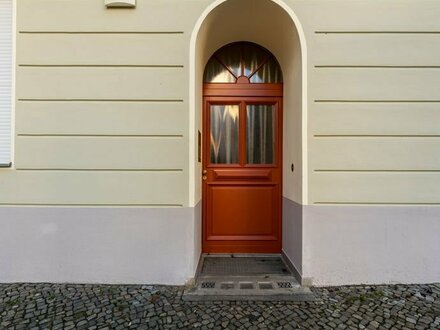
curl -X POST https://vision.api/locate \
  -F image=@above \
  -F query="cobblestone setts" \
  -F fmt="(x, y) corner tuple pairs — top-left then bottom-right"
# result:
(0, 283), (439, 329)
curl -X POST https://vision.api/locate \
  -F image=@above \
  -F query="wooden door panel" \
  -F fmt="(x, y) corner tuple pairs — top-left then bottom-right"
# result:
(207, 185), (278, 240)
(212, 169), (272, 181)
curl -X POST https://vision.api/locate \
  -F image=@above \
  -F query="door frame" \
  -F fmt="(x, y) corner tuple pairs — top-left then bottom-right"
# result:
(202, 83), (283, 253)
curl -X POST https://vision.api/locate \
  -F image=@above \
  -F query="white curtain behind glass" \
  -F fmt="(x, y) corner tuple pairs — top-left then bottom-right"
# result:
(0, 0), (12, 166)
(204, 42), (283, 83)
(210, 105), (239, 164)
(246, 105), (275, 164)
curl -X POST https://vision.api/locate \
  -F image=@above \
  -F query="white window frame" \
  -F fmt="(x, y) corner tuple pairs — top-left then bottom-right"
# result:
(0, 0), (14, 168)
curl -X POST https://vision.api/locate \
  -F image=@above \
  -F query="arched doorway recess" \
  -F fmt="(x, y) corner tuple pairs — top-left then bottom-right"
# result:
(190, 0), (307, 272)
(202, 42), (283, 253)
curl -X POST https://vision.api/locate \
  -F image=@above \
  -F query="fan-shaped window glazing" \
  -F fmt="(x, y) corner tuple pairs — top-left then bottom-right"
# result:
(204, 42), (283, 84)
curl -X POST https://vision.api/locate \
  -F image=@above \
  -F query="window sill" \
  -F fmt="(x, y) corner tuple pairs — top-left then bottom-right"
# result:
(0, 163), (12, 168)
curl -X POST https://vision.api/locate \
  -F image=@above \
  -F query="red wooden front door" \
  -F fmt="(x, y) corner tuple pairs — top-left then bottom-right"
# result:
(202, 88), (283, 253)
(202, 41), (284, 253)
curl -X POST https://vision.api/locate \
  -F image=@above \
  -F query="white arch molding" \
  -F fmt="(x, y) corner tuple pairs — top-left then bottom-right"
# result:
(188, 0), (308, 207)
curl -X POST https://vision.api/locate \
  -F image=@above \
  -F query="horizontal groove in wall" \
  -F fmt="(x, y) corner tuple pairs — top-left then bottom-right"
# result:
(19, 31), (184, 35)
(315, 100), (440, 103)
(15, 169), (183, 172)
(313, 202), (440, 205)
(17, 134), (183, 138)
(314, 170), (440, 173)
(19, 64), (184, 68)
(18, 99), (184, 103)
(315, 31), (440, 34)
(315, 65), (440, 69)
(0, 203), (184, 207)
(314, 135), (440, 138)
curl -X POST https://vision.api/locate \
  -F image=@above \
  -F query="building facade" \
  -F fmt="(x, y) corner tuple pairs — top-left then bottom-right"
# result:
(0, 0), (439, 286)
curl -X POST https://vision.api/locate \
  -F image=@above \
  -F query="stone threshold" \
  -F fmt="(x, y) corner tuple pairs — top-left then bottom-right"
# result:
(183, 254), (316, 302)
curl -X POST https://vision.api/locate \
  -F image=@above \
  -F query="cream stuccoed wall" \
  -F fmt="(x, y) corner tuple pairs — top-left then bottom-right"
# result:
(1, 0), (440, 285)
(2, 0), (209, 284)
(293, 0), (440, 285)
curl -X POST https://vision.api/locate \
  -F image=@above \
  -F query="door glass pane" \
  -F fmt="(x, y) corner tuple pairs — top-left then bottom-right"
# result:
(216, 43), (242, 77)
(210, 105), (240, 164)
(249, 57), (283, 83)
(243, 43), (269, 77)
(246, 105), (275, 164)
(204, 57), (236, 83)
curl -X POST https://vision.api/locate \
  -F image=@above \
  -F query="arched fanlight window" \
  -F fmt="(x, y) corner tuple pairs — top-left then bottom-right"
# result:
(204, 42), (283, 84)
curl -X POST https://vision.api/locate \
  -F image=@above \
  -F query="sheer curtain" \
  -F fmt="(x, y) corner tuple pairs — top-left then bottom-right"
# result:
(210, 105), (239, 164)
(250, 57), (282, 83)
(203, 42), (283, 83)
(0, 0), (12, 166)
(246, 105), (275, 164)
(204, 57), (235, 83)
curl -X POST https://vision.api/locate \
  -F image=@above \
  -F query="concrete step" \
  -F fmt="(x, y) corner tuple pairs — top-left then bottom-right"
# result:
(183, 276), (315, 302)
(183, 255), (316, 302)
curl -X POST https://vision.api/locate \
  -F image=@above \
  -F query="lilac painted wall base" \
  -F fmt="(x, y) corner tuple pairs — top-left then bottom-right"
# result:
(303, 205), (440, 286)
(282, 197), (302, 278)
(0, 206), (200, 285)
(1, 202), (439, 286)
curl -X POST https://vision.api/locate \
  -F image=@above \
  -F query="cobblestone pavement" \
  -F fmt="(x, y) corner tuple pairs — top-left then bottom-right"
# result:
(0, 283), (439, 329)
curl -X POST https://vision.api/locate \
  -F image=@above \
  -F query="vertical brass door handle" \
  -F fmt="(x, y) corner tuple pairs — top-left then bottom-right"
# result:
(203, 170), (207, 174)
(202, 176), (207, 180)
